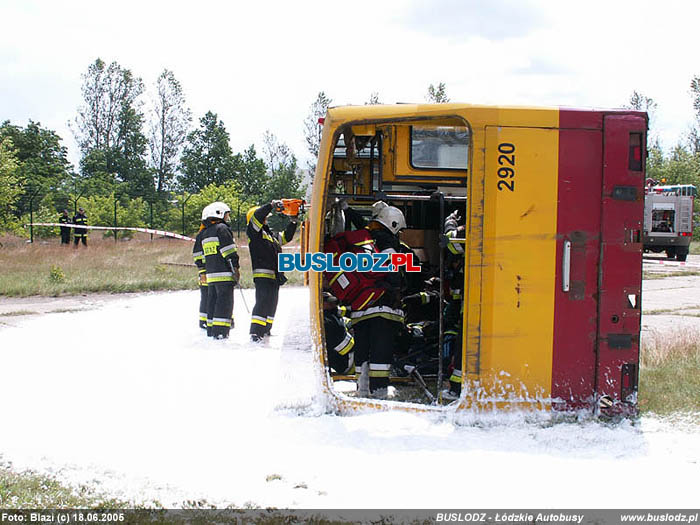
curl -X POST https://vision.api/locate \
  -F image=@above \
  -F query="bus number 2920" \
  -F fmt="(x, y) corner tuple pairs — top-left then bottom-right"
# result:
(497, 143), (515, 192)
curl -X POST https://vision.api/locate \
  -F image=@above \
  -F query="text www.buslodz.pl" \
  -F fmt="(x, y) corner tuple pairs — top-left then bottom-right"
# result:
(278, 252), (421, 272)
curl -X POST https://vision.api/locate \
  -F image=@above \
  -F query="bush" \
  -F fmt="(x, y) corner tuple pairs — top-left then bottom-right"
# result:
(49, 265), (66, 283)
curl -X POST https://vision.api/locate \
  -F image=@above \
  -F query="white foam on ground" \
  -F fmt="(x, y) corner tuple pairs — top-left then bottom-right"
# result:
(0, 288), (698, 508)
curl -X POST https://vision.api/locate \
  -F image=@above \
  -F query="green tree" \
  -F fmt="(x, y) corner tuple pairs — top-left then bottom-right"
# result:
(149, 69), (191, 194)
(658, 145), (700, 186)
(625, 90), (659, 145)
(689, 76), (700, 155)
(72, 58), (150, 199)
(261, 130), (305, 204)
(303, 91), (332, 171)
(167, 181), (252, 237)
(236, 144), (268, 202)
(0, 137), (22, 230)
(0, 120), (73, 216)
(180, 111), (237, 192)
(426, 82), (449, 103)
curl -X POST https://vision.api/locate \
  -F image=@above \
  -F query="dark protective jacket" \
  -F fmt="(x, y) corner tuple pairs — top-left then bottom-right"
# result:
(192, 225), (207, 280)
(324, 306), (355, 374)
(72, 212), (87, 236)
(444, 210), (465, 302)
(59, 214), (71, 229)
(201, 220), (240, 283)
(246, 203), (297, 281)
(342, 206), (404, 325)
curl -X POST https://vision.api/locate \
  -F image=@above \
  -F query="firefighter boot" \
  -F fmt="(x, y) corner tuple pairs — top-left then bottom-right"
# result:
(356, 361), (369, 397)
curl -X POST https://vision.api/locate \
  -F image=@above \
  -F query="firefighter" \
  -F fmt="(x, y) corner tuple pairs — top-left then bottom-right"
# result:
(246, 200), (298, 342)
(343, 203), (406, 398)
(323, 292), (355, 375)
(192, 209), (209, 330)
(443, 208), (466, 400)
(402, 276), (441, 325)
(201, 202), (240, 339)
(72, 207), (88, 246)
(59, 209), (71, 245)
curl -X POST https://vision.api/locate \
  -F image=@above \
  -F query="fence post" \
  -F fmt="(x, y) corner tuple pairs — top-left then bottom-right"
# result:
(28, 189), (40, 243)
(114, 196), (118, 243)
(181, 194), (193, 236)
(149, 201), (154, 241)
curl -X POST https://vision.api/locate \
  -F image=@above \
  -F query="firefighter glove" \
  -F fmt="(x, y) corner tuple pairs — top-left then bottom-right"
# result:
(198, 273), (207, 285)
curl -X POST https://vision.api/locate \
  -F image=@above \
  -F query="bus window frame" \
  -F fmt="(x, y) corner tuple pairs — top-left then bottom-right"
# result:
(318, 113), (473, 409)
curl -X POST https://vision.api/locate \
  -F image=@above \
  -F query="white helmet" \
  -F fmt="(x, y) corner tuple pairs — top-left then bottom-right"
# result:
(373, 205), (406, 235)
(201, 201), (231, 221)
(371, 200), (388, 219)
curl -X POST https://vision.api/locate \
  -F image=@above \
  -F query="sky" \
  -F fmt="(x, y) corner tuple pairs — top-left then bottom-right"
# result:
(1, 0), (699, 170)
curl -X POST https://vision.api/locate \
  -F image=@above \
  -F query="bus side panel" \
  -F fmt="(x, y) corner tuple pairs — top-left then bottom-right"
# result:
(551, 117), (603, 410)
(595, 115), (645, 412)
(480, 124), (559, 403)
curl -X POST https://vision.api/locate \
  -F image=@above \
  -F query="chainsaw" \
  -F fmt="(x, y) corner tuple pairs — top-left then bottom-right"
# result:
(278, 198), (307, 217)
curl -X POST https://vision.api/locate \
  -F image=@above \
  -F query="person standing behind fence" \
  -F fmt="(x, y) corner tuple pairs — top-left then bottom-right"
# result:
(59, 209), (71, 245)
(72, 207), (88, 246)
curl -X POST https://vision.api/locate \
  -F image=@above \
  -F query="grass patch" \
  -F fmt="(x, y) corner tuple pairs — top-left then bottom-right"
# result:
(643, 306), (700, 315)
(0, 234), (305, 297)
(639, 329), (700, 416)
(643, 270), (700, 280)
(690, 241), (700, 255)
(0, 310), (38, 317)
(0, 464), (130, 508)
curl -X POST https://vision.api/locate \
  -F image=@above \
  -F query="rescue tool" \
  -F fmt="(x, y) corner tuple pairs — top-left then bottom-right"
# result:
(278, 199), (307, 217)
(404, 365), (436, 403)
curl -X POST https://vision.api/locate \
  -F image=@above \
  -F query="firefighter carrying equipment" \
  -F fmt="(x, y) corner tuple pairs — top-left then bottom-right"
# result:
(373, 205), (407, 235)
(247, 201), (298, 337)
(323, 229), (387, 312)
(247, 202), (297, 280)
(444, 208), (465, 396)
(337, 204), (406, 394)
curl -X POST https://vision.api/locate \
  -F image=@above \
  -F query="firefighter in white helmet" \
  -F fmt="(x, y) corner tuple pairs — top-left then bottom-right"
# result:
(344, 203), (407, 398)
(192, 207), (210, 330)
(200, 201), (240, 339)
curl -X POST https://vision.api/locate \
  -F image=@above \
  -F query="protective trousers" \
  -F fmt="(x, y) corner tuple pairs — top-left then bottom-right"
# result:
(198, 282), (208, 329)
(207, 282), (234, 338)
(353, 316), (400, 392)
(249, 277), (279, 337)
(445, 300), (463, 395)
(60, 229), (71, 244)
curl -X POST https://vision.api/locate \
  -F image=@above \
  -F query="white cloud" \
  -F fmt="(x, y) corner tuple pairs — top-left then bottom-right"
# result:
(1, 0), (699, 170)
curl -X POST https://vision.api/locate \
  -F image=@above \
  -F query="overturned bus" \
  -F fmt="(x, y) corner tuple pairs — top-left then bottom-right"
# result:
(305, 103), (646, 416)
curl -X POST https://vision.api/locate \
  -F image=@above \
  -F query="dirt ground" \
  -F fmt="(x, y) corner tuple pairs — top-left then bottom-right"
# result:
(2, 255), (700, 335)
(641, 253), (700, 336)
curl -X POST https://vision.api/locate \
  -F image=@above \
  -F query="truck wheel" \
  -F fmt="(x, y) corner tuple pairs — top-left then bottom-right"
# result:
(665, 247), (677, 259)
(677, 253), (688, 262)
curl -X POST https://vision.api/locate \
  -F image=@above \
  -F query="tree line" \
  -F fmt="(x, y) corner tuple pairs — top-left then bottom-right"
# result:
(4, 70), (697, 240)
(0, 58), (305, 238)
